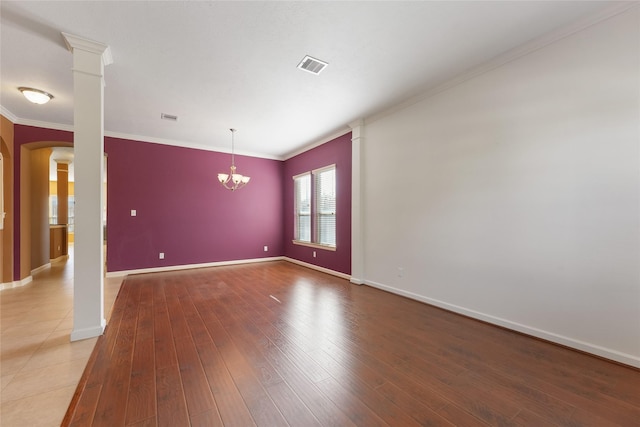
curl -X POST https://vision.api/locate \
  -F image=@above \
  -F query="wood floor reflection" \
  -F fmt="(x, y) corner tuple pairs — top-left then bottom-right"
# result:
(64, 261), (639, 426)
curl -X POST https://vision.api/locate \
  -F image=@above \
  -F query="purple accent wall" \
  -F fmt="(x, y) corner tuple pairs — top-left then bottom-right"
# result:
(105, 137), (283, 271)
(283, 132), (352, 275)
(11, 125), (283, 276)
(11, 124), (351, 277)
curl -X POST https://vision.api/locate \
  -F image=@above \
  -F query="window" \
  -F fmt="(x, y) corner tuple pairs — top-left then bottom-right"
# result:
(49, 195), (74, 232)
(49, 196), (58, 225)
(294, 173), (311, 243)
(315, 166), (336, 246)
(293, 164), (336, 249)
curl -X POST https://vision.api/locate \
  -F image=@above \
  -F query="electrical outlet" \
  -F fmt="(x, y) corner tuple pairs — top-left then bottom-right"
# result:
(131, 209), (137, 216)
(159, 252), (165, 259)
(313, 251), (317, 258)
(264, 245), (268, 252)
(398, 267), (404, 278)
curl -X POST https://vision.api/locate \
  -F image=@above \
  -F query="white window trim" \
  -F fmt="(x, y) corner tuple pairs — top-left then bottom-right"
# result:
(292, 240), (337, 251)
(312, 164), (336, 175)
(292, 164), (337, 249)
(293, 172), (311, 243)
(313, 164), (336, 247)
(292, 171), (310, 180)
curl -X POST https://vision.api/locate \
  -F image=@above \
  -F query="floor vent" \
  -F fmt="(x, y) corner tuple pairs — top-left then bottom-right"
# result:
(297, 55), (328, 75)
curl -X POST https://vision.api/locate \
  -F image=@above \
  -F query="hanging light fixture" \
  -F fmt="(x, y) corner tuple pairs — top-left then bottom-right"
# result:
(18, 87), (54, 104)
(218, 128), (250, 191)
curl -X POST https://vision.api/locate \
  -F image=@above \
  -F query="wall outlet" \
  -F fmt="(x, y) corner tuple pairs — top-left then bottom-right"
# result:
(398, 267), (404, 278)
(264, 245), (268, 252)
(131, 209), (137, 216)
(313, 251), (317, 258)
(159, 252), (165, 259)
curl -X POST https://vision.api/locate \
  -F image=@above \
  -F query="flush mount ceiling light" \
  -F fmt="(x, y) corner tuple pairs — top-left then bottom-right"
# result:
(18, 87), (54, 104)
(297, 55), (328, 75)
(218, 129), (250, 191)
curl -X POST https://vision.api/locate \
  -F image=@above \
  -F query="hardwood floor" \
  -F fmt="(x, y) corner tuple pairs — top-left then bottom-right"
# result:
(63, 261), (640, 426)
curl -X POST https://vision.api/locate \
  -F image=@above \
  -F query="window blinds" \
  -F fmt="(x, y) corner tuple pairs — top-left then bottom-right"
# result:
(294, 173), (311, 242)
(315, 167), (336, 246)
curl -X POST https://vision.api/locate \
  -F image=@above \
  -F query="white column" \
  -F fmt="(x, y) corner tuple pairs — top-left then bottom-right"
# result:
(62, 33), (112, 341)
(350, 120), (365, 285)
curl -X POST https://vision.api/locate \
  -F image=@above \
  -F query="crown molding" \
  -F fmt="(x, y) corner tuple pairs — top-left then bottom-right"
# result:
(367, 1), (640, 126)
(283, 127), (352, 160)
(8, 3), (633, 162)
(62, 32), (113, 65)
(104, 130), (283, 161)
(0, 106), (18, 123)
(5, 115), (282, 161)
(15, 117), (75, 133)
(349, 119), (364, 129)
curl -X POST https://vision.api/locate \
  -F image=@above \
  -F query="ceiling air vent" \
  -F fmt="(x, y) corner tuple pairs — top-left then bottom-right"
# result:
(297, 55), (328, 75)
(160, 113), (178, 121)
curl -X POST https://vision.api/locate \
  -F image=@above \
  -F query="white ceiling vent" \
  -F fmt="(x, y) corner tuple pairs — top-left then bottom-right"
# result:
(297, 55), (328, 75)
(161, 113), (178, 121)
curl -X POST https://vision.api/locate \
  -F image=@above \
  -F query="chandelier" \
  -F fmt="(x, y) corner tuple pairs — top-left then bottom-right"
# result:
(218, 128), (250, 191)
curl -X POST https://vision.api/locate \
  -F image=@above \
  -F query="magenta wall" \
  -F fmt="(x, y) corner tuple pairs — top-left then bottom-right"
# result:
(282, 132), (352, 275)
(105, 137), (284, 271)
(11, 125), (284, 276)
(11, 124), (351, 277)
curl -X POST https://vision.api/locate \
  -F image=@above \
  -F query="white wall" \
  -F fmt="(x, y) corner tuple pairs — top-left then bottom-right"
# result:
(362, 7), (639, 367)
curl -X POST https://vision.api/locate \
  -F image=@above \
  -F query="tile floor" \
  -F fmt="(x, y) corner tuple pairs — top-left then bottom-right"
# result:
(0, 246), (123, 426)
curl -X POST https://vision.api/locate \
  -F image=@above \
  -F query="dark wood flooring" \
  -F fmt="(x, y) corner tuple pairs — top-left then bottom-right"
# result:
(63, 261), (640, 426)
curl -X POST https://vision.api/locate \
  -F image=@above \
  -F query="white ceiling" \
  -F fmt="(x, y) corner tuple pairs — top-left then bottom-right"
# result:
(0, 1), (616, 160)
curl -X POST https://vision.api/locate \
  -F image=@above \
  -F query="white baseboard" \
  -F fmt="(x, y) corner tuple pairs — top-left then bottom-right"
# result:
(283, 257), (351, 281)
(0, 276), (33, 291)
(50, 254), (69, 263)
(70, 321), (106, 342)
(31, 263), (51, 275)
(105, 256), (285, 278)
(365, 279), (640, 369)
(106, 256), (352, 284)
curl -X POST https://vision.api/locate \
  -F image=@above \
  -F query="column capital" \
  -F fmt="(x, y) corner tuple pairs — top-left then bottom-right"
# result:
(349, 119), (364, 130)
(51, 147), (74, 165)
(349, 119), (364, 141)
(62, 32), (113, 66)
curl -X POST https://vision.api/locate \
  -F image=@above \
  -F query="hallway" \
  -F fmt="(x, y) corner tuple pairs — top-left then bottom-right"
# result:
(0, 247), (122, 426)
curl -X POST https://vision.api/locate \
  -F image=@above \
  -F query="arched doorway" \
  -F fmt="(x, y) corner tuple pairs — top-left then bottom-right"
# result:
(18, 141), (73, 281)
(0, 136), (14, 285)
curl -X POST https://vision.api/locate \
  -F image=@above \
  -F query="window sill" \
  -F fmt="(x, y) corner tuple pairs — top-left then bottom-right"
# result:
(292, 240), (337, 251)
